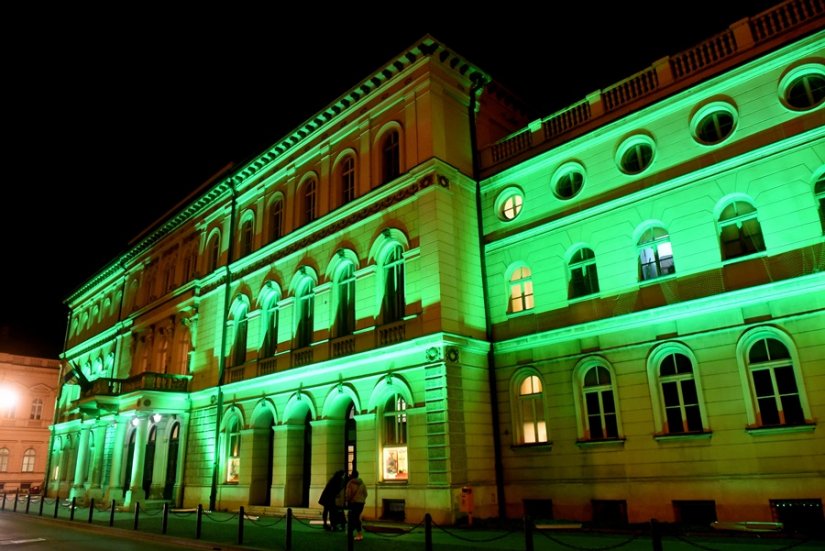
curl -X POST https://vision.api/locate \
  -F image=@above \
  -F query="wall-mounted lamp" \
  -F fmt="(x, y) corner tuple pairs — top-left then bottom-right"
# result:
(152, 413), (162, 424)
(131, 417), (139, 427)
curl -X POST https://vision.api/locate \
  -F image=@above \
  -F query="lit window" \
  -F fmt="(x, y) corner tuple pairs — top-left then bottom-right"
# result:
(815, 174), (825, 233)
(692, 102), (737, 145)
(382, 394), (408, 480)
(617, 135), (655, 174)
(501, 193), (523, 221)
(269, 198), (284, 242)
(382, 130), (400, 184)
(658, 353), (703, 433)
(516, 374), (548, 444)
(638, 227), (675, 281)
(302, 178), (317, 225)
(0, 448), (8, 472)
(295, 277), (315, 349)
(581, 365), (620, 440)
(228, 300), (248, 368)
(568, 247), (599, 299)
(30, 398), (44, 420)
(22, 448), (35, 473)
(239, 217), (254, 257)
(552, 162), (585, 200)
(781, 64), (825, 110)
(746, 337), (806, 427)
(381, 243), (405, 324)
(225, 417), (241, 483)
(509, 266), (534, 313)
(206, 232), (221, 273)
(335, 262), (356, 337)
(341, 156), (356, 205)
(717, 200), (765, 260)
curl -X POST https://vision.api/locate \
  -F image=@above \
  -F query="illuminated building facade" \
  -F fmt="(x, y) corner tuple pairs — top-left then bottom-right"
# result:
(0, 353), (59, 494)
(52, 1), (824, 527)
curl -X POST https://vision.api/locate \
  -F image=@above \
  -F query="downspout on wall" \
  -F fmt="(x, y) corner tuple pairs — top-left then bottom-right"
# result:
(468, 73), (507, 520)
(209, 179), (238, 511)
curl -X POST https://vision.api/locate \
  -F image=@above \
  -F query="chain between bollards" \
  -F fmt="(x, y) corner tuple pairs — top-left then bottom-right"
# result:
(524, 515), (533, 551)
(162, 503), (169, 534)
(425, 513), (433, 551)
(109, 500), (116, 527)
(88, 498), (95, 523)
(285, 507), (293, 551)
(196, 504), (203, 539)
(70, 497), (76, 521)
(133, 502), (140, 530)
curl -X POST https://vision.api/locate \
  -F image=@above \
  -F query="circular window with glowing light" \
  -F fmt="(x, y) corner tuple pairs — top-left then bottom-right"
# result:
(495, 187), (524, 221)
(780, 63), (825, 111)
(691, 101), (738, 145)
(552, 161), (585, 200)
(616, 134), (655, 175)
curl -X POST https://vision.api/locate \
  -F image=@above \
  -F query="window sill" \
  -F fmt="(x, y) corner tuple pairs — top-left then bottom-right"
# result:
(511, 441), (553, 451)
(506, 309), (535, 319)
(639, 273), (677, 287)
(746, 423), (815, 436)
(378, 480), (409, 486)
(654, 431), (712, 442)
(568, 293), (600, 305)
(576, 438), (625, 448)
(721, 251), (767, 265)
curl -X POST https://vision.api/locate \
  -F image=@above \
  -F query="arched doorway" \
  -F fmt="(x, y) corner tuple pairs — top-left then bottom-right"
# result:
(123, 430), (135, 494)
(250, 410), (275, 505)
(143, 426), (157, 498)
(163, 423), (180, 501)
(301, 412), (312, 507)
(345, 403), (356, 475)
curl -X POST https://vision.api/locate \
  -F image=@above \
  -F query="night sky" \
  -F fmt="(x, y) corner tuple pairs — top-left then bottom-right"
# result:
(1, 2), (780, 358)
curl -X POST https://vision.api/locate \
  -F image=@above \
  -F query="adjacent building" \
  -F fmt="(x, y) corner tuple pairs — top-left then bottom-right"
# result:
(0, 353), (60, 494)
(51, 0), (824, 529)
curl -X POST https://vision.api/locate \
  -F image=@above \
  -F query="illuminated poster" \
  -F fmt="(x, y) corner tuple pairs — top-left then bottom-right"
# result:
(227, 457), (240, 483)
(383, 446), (408, 480)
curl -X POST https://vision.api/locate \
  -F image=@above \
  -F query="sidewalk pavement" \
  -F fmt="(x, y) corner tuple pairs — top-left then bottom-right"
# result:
(1, 495), (823, 551)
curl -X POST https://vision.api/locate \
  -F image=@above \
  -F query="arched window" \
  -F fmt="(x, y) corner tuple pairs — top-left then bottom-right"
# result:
(22, 448), (35, 472)
(576, 363), (621, 441)
(815, 173), (825, 233)
(261, 292), (280, 357)
(0, 448), (8, 472)
(301, 178), (317, 225)
(295, 277), (315, 349)
(206, 232), (221, 273)
(515, 374), (548, 444)
(340, 155), (356, 205)
(225, 416), (241, 483)
(228, 299), (249, 368)
(381, 130), (400, 184)
(717, 200), (765, 260)
(239, 216), (254, 257)
(745, 336), (806, 427)
(509, 266), (534, 313)
(638, 227), (675, 281)
(648, 347), (706, 435)
(269, 198), (284, 242)
(334, 262), (356, 337)
(382, 394), (408, 480)
(381, 243), (405, 323)
(30, 398), (44, 420)
(568, 247), (599, 299)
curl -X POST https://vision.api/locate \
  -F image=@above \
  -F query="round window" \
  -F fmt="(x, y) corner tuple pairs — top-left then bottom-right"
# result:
(496, 188), (524, 221)
(617, 135), (655, 175)
(691, 102), (737, 145)
(552, 162), (585, 200)
(780, 64), (825, 111)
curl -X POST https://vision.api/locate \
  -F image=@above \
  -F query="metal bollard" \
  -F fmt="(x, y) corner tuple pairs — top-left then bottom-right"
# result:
(53, 496), (59, 518)
(425, 513), (433, 551)
(651, 518), (663, 551)
(39, 494), (45, 516)
(26, 494), (31, 514)
(525, 515), (534, 551)
(286, 508), (293, 551)
(13, 493), (18, 512)
(70, 497), (76, 521)
(133, 503), (140, 530)
(238, 505), (245, 545)
(1, 493), (5, 510)
(162, 503), (169, 534)
(88, 498), (95, 523)
(109, 500), (116, 527)
(196, 504), (203, 539)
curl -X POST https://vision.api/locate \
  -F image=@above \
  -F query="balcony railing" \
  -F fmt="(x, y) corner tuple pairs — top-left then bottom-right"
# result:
(81, 372), (191, 398)
(292, 347), (313, 367)
(378, 320), (406, 346)
(750, 0), (824, 42)
(331, 334), (356, 358)
(227, 365), (245, 383)
(257, 356), (278, 377)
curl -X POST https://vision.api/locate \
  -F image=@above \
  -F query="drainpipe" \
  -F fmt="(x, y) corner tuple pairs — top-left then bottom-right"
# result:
(45, 307), (73, 498)
(468, 73), (506, 519)
(209, 178), (238, 511)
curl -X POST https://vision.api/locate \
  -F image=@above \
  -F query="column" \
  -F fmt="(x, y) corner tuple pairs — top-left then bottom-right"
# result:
(87, 422), (107, 500)
(70, 426), (91, 499)
(105, 417), (128, 503)
(125, 416), (148, 508)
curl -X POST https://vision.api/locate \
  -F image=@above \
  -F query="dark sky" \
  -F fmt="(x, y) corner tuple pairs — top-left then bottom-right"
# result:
(1, 2), (781, 358)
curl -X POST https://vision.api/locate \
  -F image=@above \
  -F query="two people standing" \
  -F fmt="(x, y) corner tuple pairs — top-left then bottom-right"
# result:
(319, 469), (367, 541)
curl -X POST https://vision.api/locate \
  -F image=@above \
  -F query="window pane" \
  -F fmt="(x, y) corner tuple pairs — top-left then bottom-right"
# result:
(749, 340), (769, 363)
(601, 390), (615, 413)
(752, 369), (775, 398)
(780, 395), (805, 425)
(604, 413), (619, 438)
(588, 413), (604, 439)
(685, 405), (703, 432)
(774, 366), (799, 394)
(662, 381), (679, 406)
(666, 407), (684, 434)
(681, 380), (698, 405)
(766, 339), (790, 361)
(536, 421), (547, 443)
(585, 392), (600, 412)
(660, 355), (676, 376)
(758, 396), (780, 425)
(675, 353), (693, 374)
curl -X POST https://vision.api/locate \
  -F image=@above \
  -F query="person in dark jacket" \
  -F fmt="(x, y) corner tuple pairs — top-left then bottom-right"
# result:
(345, 470), (368, 541)
(319, 470), (345, 531)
